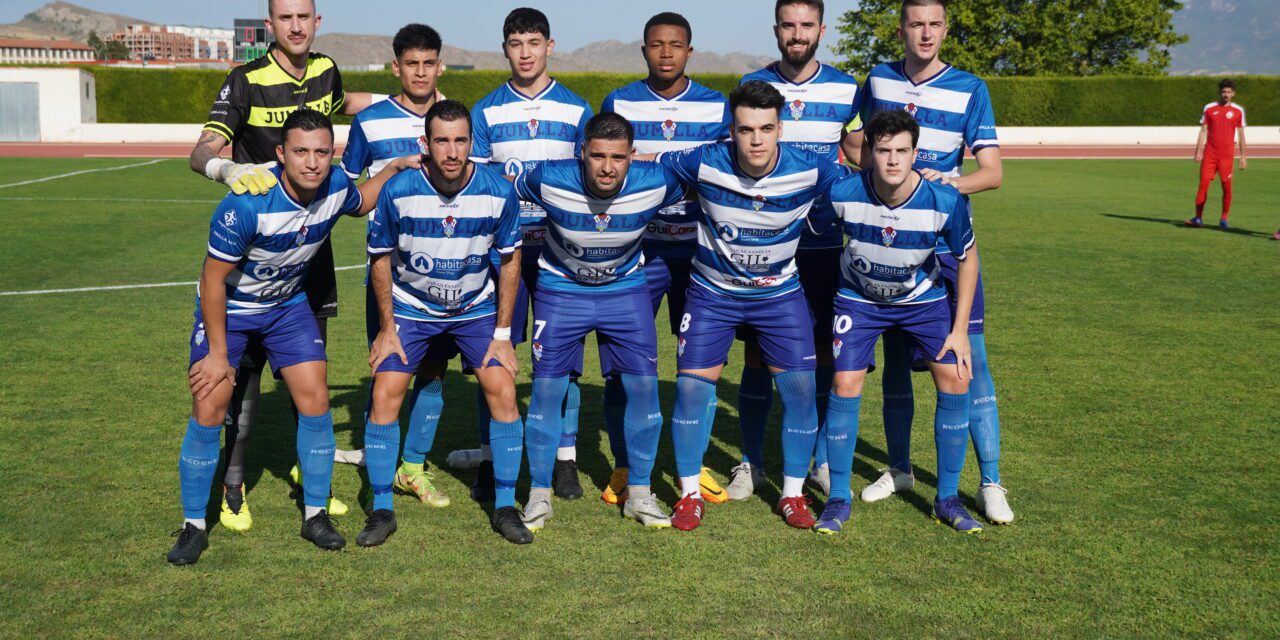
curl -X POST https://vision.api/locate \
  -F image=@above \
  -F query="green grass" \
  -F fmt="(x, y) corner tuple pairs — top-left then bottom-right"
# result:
(0, 157), (1277, 638)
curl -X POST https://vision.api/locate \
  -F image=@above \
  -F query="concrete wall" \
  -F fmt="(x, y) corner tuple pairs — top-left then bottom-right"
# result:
(0, 68), (96, 141)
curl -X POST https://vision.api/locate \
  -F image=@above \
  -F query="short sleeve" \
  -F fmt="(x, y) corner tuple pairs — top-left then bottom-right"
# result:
(494, 186), (523, 254)
(965, 81), (1000, 152)
(340, 118), (371, 179)
(573, 103), (594, 159)
(207, 195), (256, 263)
(1199, 105), (1210, 125)
(658, 166), (688, 208)
(330, 66), (346, 115)
(368, 184), (398, 255)
(512, 164), (546, 207)
(941, 194), (975, 260)
(844, 78), (863, 130)
(717, 99), (733, 140)
(1237, 106), (1247, 128)
(470, 103), (492, 163)
(203, 70), (248, 144)
(336, 172), (364, 215)
(600, 91), (616, 114)
(657, 144), (704, 187)
(853, 75), (874, 134)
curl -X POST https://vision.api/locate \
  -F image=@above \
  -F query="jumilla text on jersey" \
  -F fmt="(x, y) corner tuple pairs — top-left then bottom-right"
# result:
(491, 120), (577, 141)
(634, 122), (724, 140)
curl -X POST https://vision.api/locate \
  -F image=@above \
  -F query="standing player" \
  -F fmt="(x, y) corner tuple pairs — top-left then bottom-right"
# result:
(362, 100), (533, 546)
(819, 110), (981, 535)
(187, 0), (378, 531)
(652, 81), (845, 531)
(461, 7), (593, 502)
(1185, 79), (1247, 230)
(597, 11), (732, 506)
(168, 110), (416, 565)
(735, 0), (860, 500)
(850, 0), (1012, 525)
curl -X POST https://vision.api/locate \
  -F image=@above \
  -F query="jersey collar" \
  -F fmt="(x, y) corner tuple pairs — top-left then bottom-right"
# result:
(770, 60), (823, 86)
(895, 59), (952, 87)
(419, 162), (477, 201)
(266, 43), (312, 85)
(505, 78), (558, 102)
(643, 77), (693, 101)
(863, 169), (924, 211)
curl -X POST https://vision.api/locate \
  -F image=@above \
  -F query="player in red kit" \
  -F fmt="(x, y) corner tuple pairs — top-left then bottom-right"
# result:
(1186, 78), (1247, 230)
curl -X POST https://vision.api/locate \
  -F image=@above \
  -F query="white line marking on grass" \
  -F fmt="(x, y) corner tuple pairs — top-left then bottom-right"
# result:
(1, 265), (365, 297)
(0, 159), (165, 190)
(0, 196), (218, 204)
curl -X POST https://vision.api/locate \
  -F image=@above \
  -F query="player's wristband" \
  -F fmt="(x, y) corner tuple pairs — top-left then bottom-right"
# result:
(492, 327), (512, 341)
(204, 158), (234, 182)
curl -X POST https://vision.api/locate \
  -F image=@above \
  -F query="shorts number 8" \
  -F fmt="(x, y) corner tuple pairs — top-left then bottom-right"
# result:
(679, 313), (692, 333)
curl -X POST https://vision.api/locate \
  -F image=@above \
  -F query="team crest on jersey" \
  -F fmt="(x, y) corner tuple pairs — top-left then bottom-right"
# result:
(1226, 111), (1235, 119)
(532, 341), (543, 361)
(789, 99), (805, 121)
(527, 118), (540, 138)
(221, 209), (237, 228)
(295, 226), (308, 247)
(881, 226), (897, 247)
(677, 337), (687, 357)
(661, 119), (678, 141)
(905, 103), (918, 118)
(832, 338), (842, 358)
(442, 215), (458, 237)
(752, 194), (766, 212)
(194, 329), (206, 346)
(594, 213), (612, 232)
(219, 84), (231, 102)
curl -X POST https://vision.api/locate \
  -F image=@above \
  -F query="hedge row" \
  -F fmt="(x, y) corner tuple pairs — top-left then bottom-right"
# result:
(86, 66), (1277, 126)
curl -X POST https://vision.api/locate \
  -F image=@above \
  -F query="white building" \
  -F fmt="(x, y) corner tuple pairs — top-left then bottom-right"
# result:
(0, 38), (95, 64)
(168, 25), (234, 60)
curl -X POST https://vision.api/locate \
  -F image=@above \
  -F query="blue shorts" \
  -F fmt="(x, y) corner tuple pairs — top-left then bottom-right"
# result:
(796, 247), (842, 348)
(938, 253), (985, 335)
(642, 244), (695, 335)
(832, 297), (957, 372)
(364, 283), (459, 361)
(531, 284), (658, 378)
(188, 301), (326, 375)
(376, 314), (497, 374)
(677, 283), (817, 372)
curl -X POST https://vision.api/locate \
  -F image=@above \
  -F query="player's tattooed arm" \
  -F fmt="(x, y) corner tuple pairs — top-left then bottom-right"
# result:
(190, 257), (238, 401)
(367, 254), (408, 372)
(189, 130), (229, 176)
(483, 249), (522, 378)
(937, 245), (979, 382)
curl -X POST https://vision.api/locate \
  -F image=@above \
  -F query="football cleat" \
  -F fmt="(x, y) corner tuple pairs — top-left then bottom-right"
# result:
(1218, 219), (1230, 230)
(300, 510), (346, 550)
(394, 466), (450, 508)
(522, 493), (554, 532)
(933, 495), (984, 534)
(808, 463), (831, 495)
(861, 468), (915, 503)
(445, 448), (484, 469)
(976, 483), (1015, 524)
(552, 459), (584, 500)
(699, 467), (729, 504)
(815, 498), (851, 535)
(288, 464), (349, 516)
(671, 494), (705, 531)
(470, 460), (496, 503)
(726, 463), (765, 501)
(492, 506), (533, 544)
(623, 493), (672, 529)
(219, 483), (252, 532)
(1272, 230), (1280, 241)
(355, 509), (398, 547)
(601, 467), (629, 505)
(166, 523), (208, 566)
(1184, 217), (1203, 227)
(776, 495), (817, 529)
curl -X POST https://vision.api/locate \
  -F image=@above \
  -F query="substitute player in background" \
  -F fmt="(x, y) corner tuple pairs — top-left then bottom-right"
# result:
(850, 0), (1012, 524)
(735, 0), (860, 501)
(1185, 78), (1247, 230)
(598, 11), (732, 506)
(187, 0), (378, 531)
(461, 7), (593, 502)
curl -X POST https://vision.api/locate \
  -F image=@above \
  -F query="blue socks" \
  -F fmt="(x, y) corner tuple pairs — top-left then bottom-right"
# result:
(620, 374), (662, 487)
(968, 334), (1001, 485)
(402, 378), (443, 465)
(364, 419), (399, 511)
(934, 391), (971, 499)
(737, 366), (773, 467)
(774, 370), (819, 480)
(475, 386), (491, 449)
(296, 411), (336, 509)
(179, 417), (222, 520)
(526, 376), (569, 489)
(701, 393), (718, 456)
(882, 331), (915, 473)
(603, 375), (628, 467)
(672, 373), (717, 479)
(559, 379), (581, 451)
(813, 364), (835, 468)
(489, 418), (524, 509)
(824, 393), (861, 502)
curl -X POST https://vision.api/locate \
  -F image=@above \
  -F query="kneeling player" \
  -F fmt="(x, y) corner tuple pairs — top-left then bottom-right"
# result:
(168, 110), (415, 564)
(818, 110), (981, 534)
(364, 100), (533, 545)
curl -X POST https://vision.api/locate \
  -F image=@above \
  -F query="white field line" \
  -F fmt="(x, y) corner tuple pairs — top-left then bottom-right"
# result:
(1, 265), (364, 297)
(0, 159), (166, 190)
(0, 196), (218, 204)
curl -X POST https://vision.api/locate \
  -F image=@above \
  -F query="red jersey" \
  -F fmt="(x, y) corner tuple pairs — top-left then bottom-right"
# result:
(1200, 102), (1246, 156)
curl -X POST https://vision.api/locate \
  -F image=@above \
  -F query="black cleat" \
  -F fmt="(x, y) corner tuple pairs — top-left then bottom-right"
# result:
(300, 511), (346, 550)
(355, 509), (398, 548)
(471, 459), (496, 503)
(552, 459), (583, 500)
(167, 523), (209, 566)
(491, 506), (533, 544)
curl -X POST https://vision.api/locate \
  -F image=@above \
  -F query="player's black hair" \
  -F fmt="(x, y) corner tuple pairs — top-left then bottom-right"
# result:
(503, 7), (551, 40)
(393, 23), (442, 58)
(425, 99), (472, 138)
(775, 0), (824, 23)
(1219, 78), (1236, 90)
(901, 0), (947, 21)
(729, 80), (786, 115)
(864, 109), (920, 149)
(583, 112), (634, 146)
(281, 108), (333, 143)
(644, 12), (692, 44)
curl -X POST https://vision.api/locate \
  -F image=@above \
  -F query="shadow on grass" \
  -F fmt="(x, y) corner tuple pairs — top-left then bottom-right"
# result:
(1102, 213), (1274, 238)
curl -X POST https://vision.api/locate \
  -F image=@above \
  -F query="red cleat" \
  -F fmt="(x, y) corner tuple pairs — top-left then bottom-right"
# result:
(777, 495), (817, 529)
(1272, 231), (1280, 241)
(671, 494), (705, 531)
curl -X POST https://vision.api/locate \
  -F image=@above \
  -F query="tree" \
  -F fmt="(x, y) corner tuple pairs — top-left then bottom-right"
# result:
(833, 0), (1189, 77)
(87, 30), (106, 60)
(104, 40), (131, 61)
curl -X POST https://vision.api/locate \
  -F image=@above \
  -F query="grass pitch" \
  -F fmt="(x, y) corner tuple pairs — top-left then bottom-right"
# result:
(0, 157), (1277, 638)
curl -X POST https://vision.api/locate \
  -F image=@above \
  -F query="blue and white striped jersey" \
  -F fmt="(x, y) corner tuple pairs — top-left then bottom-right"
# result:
(470, 80), (593, 248)
(857, 62), (999, 177)
(658, 142), (844, 300)
(368, 165), (522, 322)
(340, 97), (427, 180)
(514, 159), (685, 293)
(830, 170), (974, 305)
(204, 166), (363, 314)
(602, 79), (730, 250)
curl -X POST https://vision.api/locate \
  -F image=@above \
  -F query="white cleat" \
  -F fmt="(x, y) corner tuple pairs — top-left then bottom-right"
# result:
(521, 493), (554, 532)
(861, 468), (915, 503)
(622, 493), (672, 529)
(807, 463), (831, 495)
(446, 448), (484, 469)
(726, 463), (765, 501)
(976, 483), (1015, 524)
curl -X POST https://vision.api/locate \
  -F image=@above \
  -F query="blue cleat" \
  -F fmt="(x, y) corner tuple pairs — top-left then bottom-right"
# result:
(1218, 219), (1230, 230)
(932, 496), (983, 534)
(1183, 217), (1203, 228)
(815, 498), (851, 535)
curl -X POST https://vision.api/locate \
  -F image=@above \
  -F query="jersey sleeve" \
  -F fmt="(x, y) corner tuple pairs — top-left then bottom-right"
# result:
(853, 75), (874, 134)
(806, 164), (849, 235)
(367, 184), (399, 256)
(844, 77), (864, 132)
(336, 172), (364, 216)
(656, 145), (704, 188)
(1237, 105), (1247, 128)
(1199, 104), (1213, 125)
(573, 103), (594, 159)
(203, 70), (248, 144)
(512, 164), (546, 207)
(207, 196), (256, 263)
(330, 65), (346, 115)
(600, 91), (616, 114)
(470, 103), (492, 163)
(658, 166), (689, 208)
(940, 194), (975, 260)
(965, 81), (999, 152)
(717, 99), (733, 140)
(340, 118), (372, 179)
(494, 185), (523, 255)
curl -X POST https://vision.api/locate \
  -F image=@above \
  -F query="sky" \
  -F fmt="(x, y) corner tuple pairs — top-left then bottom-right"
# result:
(0, 1), (860, 58)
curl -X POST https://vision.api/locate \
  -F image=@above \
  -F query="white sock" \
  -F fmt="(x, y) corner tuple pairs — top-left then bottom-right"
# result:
(184, 518), (206, 530)
(556, 446), (576, 461)
(812, 462), (828, 474)
(782, 475), (805, 498)
(680, 475), (701, 498)
(480, 445), (493, 462)
(304, 505), (323, 520)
